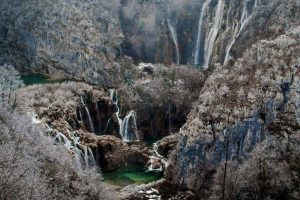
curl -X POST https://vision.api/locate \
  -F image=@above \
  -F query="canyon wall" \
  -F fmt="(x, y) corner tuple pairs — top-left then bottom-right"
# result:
(168, 26), (300, 198)
(0, 0), (124, 87)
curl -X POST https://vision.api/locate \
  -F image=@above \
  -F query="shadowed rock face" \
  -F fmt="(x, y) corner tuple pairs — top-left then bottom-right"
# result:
(116, 63), (205, 139)
(168, 27), (300, 197)
(0, 0), (124, 87)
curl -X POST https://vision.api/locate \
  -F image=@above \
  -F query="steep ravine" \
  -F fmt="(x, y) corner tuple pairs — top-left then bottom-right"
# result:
(1, 0), (300, 199)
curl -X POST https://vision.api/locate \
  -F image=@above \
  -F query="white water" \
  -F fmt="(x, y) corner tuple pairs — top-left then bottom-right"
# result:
(147, 142), (169, 172)
(224, 0), (257, 65)
(29, 109), (95, 170)
(83, 146), (95, 169)
(81, 96), (95, 133)
(203, 0), (224, 69)
(223, 22), (240, 65)
(168, 103), (171, 135)
(95, 102), (101, 134)
(110, 89), (123, 134)
(84, 146), (89, 169)
(121, 110), (139, 142)
(167, 20), (180, 64)
(110, 89), (139, 142)
(104, 117), (111, 134)
(194, 0), (212, 65)
(78, 109), (83, 122)
(88, 147), (95, 166)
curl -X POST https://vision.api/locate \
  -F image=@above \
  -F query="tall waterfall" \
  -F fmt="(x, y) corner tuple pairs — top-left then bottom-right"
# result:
(224, 0), (257, 65)
(167, 20), (180, 64)
(203, 0), (224, 69)
(194, 0), (212, 65)
(81, 96), (95, 133)
(110, 89), (139, 142)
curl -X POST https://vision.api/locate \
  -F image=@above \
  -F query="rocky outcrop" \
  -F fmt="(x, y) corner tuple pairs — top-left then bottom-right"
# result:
(18, 82), (115, 134)
(80, 134), (149, 171)
(168, 27), (300, 198)
(18, 81), (151, 171)
(157, 134), (178, 158)
(0, 0), (125, 87)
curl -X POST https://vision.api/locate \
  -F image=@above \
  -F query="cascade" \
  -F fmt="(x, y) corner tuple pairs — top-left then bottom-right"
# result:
(223, 22), (240, 65)
(147, 142), (169, 172)
(110, 89), (123, 134)
(30, 113), (95, 170)
(55, 131), (85, 169)
(88, 147), (95, 166)
(110, 89), (139, 142)
(81, 96), (95, 133)
(203, 0), (224, 69)
(78, 109), (83, 122)
(121, 110), (139, 142)
(224, 0), (257, 65)
(194, 0), (212, 65)
(56, 132), (72, 149)
(254, 0), (259, 8)
(104, 117), (111, 134)
(83, 146), (95, 169)
(167, 19), (180, 64)
(84, 146), (89, 169)
(95, 102), (102, 134)
(168, 103), (171, 134)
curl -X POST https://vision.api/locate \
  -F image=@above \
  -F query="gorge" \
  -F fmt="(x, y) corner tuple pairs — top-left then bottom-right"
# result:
(0, 0), (300, 200)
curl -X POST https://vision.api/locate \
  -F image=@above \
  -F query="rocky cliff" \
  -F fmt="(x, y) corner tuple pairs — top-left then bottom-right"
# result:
(0, 0), (124, 87)
(120, 0), (300, 69)
(168, 26), (300, 199)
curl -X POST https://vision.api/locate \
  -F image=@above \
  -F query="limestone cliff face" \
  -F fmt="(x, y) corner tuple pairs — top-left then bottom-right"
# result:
(0, 0), (124, 87)
(120, 0), (300, 68)
(168, 27), (300, 198)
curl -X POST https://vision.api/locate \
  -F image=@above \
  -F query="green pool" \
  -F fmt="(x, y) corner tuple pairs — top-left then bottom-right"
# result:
(103, 164), (163, 187)
(20, 73), (64, 86)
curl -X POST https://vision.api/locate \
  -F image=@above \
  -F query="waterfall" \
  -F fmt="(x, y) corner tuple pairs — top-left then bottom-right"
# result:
(77, 108), (83, 122)
(104, 117), (111, 135)
(194, 0), (212, 65)
(110, 89), (123, 134)
(88, 147), (95, 166)
(167, 20), (180, 64)
(83, 146), (95, 169)
(56, 132), (72, 149)
(56, 130), (96, 169)
(95, 102), (102, 135)
(81, 96), (95, 133)
(121, 110), (139, 142)
(254, 0), (259, 8)
(223, 22), (240, 65)
(147, 142), (169, 172)
(84, 146), (89, 169)
(203, 0), (224, 69)
(168, 103), (171, 134)
(224, 0), (257, 65)
(35, 111), (95, 170)
(110, 89), (139, 142)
